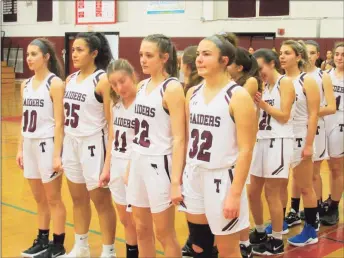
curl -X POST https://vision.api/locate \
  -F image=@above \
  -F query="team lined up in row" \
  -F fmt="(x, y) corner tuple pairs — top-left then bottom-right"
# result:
(17, 32), (343, 258)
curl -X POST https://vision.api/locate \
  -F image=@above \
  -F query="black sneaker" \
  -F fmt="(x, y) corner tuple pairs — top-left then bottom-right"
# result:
(321, 208), (339, 226)
(21, 236), (49, 257)
(249, 229), (268, 246)
(252, 236), (284, 256)
(301, 202), (330, 221)
(285, 209), (302, 227)
(240, 244), (253, 258)
(34, 242), (66, 258)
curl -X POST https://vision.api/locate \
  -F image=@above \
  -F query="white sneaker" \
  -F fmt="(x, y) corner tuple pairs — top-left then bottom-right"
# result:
(61, 245), (91, 258)
(100, 252), (116, 258)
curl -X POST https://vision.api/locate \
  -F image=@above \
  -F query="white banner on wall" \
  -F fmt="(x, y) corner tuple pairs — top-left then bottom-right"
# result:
(147, 1), (185, 14)
(75, 0), (116, 25)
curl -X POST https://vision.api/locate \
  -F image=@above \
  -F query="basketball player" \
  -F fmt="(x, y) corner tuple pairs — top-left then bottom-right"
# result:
(246, 49), (295, 255)
(227, 46), (261, 258)
(321, 42), (344, 226)
(98, 59), (139, 258)
(279, 40), (320, 247)
(321, 50), (335, 71)
(16, 38), (67, 258)
(286, 40), (336, 228)
(126, 34), (184, 258)
(62, 32), (116, 258)
(180, 45), (203, 94)
(180, 34), (256, 258)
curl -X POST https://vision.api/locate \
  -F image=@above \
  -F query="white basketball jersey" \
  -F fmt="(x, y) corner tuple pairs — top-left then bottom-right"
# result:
(22, 74), (55, 139)
(64, 69), (107, 137)
(132, 77), (178, 155)
(308, 68), (325, 107)
(186, 81), (240, 169)
(257, 75), (294, 139)
(111, 101), (135, 159)
(292, 72), (309, 137)
(325, 68), (344, 130)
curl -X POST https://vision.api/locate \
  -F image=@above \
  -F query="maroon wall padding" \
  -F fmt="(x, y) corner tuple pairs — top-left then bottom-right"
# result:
(259, 0), (289, 16)
(37, 0), (53, 22)
(228, 0), (256, 18)
(6, 36), (343, 79)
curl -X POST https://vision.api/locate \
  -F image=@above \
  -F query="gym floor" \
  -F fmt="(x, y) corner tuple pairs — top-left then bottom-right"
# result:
(2, 87), (343, 257)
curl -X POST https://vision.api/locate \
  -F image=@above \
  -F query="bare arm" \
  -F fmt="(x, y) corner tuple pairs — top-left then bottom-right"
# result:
(319, 72), (336, 117)
(243, 77), (258, 99)
(97, 75), (112, 128)
(103, 103), (114, 173)
(164, 81), (186, 185)
(50, 78), (65, 161)
(259, 77), (295, 124)
(304, 76), (320, 147)
(229, 89), (256, 197)
(184, 86), (197, 167)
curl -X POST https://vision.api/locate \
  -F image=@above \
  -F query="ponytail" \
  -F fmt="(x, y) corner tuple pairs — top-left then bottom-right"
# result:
(234, 47), (262, 92)
(282, 40), (310, 71)
(76, 32), (113, 70)
(143, 34), (179, 78)
(182, 45), (203, 95)
(29, 38), (64, 79)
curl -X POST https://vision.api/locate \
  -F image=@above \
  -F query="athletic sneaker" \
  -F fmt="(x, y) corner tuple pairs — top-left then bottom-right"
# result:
(285, 209), (302, 227)
(321, 208), (339, 226)
(249, 229), (268, 245)
(287, 223), (318, 247)
(252, 236), (284, 256)
(34, 242), (66, 258)
(100, 252), (116, 258)
(61, 245), (90, 258)
(21, 236), (49, 257)
(265, 221), (289, 235)
(240, 244), (253, 258)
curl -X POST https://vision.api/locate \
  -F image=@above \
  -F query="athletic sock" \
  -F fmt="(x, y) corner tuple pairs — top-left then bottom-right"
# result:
(272, 231), (282, 240)
(75, 233), (88, 247)
(53, 233), (65, 245)
(126, 244), (139, 258)
(239, 240), (250, 247)
(304, 207), (318, 229)
(256, 224), (265, 233)
(330, 200), (339, 210)
(102, 244), (115, 256)
(291, 198), (301, 213)
(38, 229), (49, 239)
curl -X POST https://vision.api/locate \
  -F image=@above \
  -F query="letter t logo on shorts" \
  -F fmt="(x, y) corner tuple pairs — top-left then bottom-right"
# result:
(88, 145), (96, 157)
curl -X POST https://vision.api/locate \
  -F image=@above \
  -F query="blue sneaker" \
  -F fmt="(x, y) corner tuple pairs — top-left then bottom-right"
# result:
(288, 223), (318, 247)
(265, 221), (289, 235)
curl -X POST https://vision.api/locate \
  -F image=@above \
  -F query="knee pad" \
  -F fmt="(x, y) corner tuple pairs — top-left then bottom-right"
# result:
(188, 221), (214, 258)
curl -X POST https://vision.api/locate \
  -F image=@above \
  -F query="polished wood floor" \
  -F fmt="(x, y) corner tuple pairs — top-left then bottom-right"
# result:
(1, 87), (343, 257)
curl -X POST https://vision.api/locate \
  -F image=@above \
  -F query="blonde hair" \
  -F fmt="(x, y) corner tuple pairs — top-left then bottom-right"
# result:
(106, 59), (137, 105)
(333, 42), (344, 53)
(282, 39), (310, 71)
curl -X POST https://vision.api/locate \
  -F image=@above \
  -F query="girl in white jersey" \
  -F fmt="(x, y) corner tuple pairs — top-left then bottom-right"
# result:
(287, 40), (336, 228)
(321, 42), (344, 226)
(245, 49), (295, 256)
(227, 44), (261, 258)
(279, 40), (320, 247)
(62, 32), (116, 258)
(16, 38), (67, 258)
(126, 34), (185, 257)
(180, 34), (256, 258)
(98, 59), (139, 258)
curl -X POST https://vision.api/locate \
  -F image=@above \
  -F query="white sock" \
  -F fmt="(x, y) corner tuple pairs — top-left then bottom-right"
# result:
(102, 244), (115, 255)
(75, 233), (89, 247)
(272, 230), (282, 240)
(240, 240), (250, 247)
(256, 224), (265, 233)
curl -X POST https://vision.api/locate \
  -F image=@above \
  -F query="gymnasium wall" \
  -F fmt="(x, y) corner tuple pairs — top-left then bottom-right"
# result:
(2, 0), (344, 79)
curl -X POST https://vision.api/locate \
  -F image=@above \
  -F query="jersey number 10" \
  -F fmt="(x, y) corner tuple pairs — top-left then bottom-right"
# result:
(22, 110), (37, 132)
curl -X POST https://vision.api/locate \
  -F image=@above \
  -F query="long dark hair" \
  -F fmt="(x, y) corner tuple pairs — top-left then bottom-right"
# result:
(182, 45), (203, 94)
(29, 38), (64, 79)
(234, 47), (262, 92)
(76, 32), (113, 70)
(143, 34), (179, 78)
(253, 48), (281, 72)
